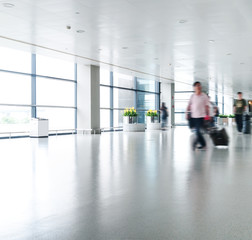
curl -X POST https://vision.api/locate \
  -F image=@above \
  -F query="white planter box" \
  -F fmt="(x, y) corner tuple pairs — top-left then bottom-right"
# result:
(123, 116), (129, 124)
(146, 116), (159, 124)
(123, 123), (145, 132)
(146, 122), (162, 131)
(222, 118), (228, 125)
(30, 118), (49, 137)
(123, 116), (137, 124)
(228, 118), (235, 125)
(217, 117), (228, 125)
(217, 117), (223, 125)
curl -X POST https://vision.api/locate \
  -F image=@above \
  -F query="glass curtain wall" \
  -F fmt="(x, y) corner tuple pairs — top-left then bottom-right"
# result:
(100, 70), (160, 129)
(0, 47), (76, 137)
(174, 82), (193, 125)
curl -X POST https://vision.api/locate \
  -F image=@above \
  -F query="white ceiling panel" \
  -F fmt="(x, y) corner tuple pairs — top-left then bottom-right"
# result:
(1, 0), (252, 95)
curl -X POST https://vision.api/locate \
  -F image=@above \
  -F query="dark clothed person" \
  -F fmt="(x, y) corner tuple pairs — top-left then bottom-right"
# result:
(233, 92), (247, 133)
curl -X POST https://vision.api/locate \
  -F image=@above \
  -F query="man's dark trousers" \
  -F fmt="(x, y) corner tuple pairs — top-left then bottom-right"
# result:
(235, 114), (243, 132)
(192, 118), (206, 147)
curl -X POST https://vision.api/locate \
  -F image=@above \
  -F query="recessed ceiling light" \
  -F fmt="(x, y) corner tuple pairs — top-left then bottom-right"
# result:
(98, 49), (102, 51)
(240, 62), (245, 65)
(209, 40), (215, 43)
(179, 19), (187, 23)
(3, 3), (15, 7)
(75, 12), (80, 14)
(169, 63), (172, 66)
(154, 58), (158, 60)
(227, 53), (232, 55)
(122, 47), (128, 49)
(76, 30), (85, 33)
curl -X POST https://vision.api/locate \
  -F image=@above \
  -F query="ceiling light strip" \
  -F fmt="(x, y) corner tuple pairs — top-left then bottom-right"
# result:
(0, 34), (209, 89)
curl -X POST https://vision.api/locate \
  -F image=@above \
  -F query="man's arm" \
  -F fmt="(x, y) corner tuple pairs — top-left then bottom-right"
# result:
(205, 95), (210, 116)
(186, 97), (192, 120)
(205, 104), (209, 116)
(233, 100), (236, 114)
(186, 104), (191, 120)
(244, 100), (247, 112)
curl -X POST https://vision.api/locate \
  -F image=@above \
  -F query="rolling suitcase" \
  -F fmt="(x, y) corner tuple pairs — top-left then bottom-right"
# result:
(209, 128), (229, 146)
(243, 114), (251, 134)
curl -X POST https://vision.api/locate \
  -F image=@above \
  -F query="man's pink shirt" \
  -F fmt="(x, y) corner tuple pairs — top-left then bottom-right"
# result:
(188, 93), (209, 118)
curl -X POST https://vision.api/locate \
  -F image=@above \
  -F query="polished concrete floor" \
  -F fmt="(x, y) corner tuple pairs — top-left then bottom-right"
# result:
(1, 126), (252, 240)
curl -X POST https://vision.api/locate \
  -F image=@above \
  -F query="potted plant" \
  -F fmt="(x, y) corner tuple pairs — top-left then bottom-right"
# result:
(123, 107), (138, 124)
(146, 110), (158, 123)
(228, 114), (236, 124)
(219, 114), (228, 125)
(219, 114), (228, 118)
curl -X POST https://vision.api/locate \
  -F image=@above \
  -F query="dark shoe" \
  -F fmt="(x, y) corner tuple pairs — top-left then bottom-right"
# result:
(197, 146), (207, 150)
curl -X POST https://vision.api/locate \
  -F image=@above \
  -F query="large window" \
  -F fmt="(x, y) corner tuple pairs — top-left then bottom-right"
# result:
(218, 91), (223, 115)
(0, 46), (76, 137)
(100, 86), (110, 108)
(114, 73), (134, 89)
(0, 106), (31, 137)
(100, 69), (110, 85)
(36, 77), (75, 107)
(36, 54), (75, 80)
(37, 108), (75, 132)
(113, 89), (135, 109)
(100, 109), (111, 129)
(0, 72), (31, 105)
(136, 78), (156, 92)
(174, 82), (193, 125)
(136, 92), (156, 110)
(100, 71), (160, 129)
(0, 47), (31, 73)
(113, 109), (124, 128)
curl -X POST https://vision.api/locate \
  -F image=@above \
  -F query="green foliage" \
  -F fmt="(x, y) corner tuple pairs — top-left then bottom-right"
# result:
(0, 116), (29, 124)
(123, 107), (138, 117)
(0, 116), (17, 124)
(219, 114), (228, 118)
(146, 109), (158, 117)
(219, 114), (235, 118)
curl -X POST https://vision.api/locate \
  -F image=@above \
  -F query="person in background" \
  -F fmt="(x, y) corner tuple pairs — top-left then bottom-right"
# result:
(160, 102), (168, 128)
(233, 92), (247, 133)
(186, 82), (210, 150)
(213, 105), (219, 124)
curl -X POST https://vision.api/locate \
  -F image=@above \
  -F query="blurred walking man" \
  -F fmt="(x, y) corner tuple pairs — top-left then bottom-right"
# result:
(186, 82), (209, 150)
(233, 92), (247, 133)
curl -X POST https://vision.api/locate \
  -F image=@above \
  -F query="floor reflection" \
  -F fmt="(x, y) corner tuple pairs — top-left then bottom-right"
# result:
(0, 126), (252, 239)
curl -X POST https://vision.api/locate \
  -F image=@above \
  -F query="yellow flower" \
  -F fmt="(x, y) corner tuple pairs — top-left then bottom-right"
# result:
(154, 110), (157, 114)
